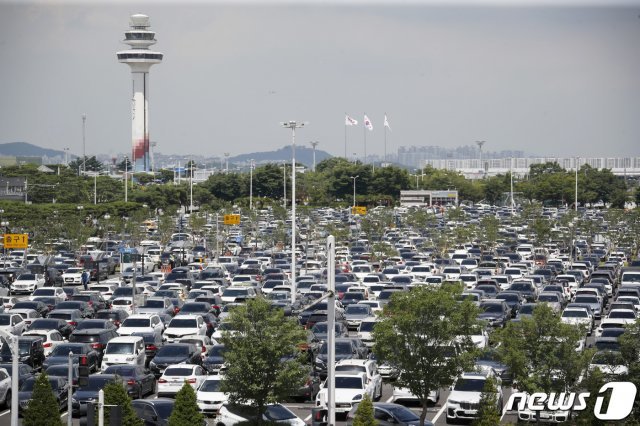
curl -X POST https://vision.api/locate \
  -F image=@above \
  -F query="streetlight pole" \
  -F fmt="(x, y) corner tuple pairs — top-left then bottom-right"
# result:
(282, 161), (287, 208)
(476, 140), (485, 176)
(224, 153), (230, 173)
(310, 141), (319, 172)
(249, 159), (254, 210)
(350, 175), (359, 207)
(124, 156), (128, 203)
(82, 113), (87, 174)
(190, 160), (194, 214)
(575, 156), (580, 212)
(510, 157), (514, 216)
(281, 120), (307, 305)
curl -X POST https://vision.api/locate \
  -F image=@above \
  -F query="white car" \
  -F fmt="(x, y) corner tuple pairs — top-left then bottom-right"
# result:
(589, 351), (628, 377)
(392, 385), (440, 405)
(111, 297), (135, 315)
(157, 364), (207, 397)
(164, 315), (208, 342)
(560, 307), (594, 334)
(117, 314), (165, 336)
(8, 308), (41, 328)
(29, 287), (68, 301)
(216, 403), (305, 425)
(23, 329), (65, 356)
(446, 370), (502, 424)
(196, 376), (229, 416)
(178, 335), (216, 360)
(316, 372), (376, 415)
(0, 368), (10, 408)
(10, 273), (45, 294)
(0, 313), (26, 335)
(62, 267), (84, 284)
(87, 284), (118, 299)
(334, 359), (383, 401)
(101, 335), (146, 372)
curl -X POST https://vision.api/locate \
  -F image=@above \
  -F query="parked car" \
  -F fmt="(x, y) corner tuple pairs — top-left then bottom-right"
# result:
(157, 364), (207, 397)
(346, 402), (429, 426)
(216, 403), (305, 425)
(103, 364), (157, 399)
(18, 375), (69, 413)
(149, 343), (202, 378)
(131, 398), (176, 426)
(0, 336), (45, 370)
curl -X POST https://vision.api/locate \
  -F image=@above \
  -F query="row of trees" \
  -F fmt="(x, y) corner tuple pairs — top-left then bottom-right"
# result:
(2, 159), (636, 212)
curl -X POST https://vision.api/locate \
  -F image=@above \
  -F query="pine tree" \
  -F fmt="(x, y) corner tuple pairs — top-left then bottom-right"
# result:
(168, 382), (204, 426)
(473, 376), (501, 426)
(353, 394), (377, 426)
(103, 380), (143, 426)
(23, 373), (65, 426)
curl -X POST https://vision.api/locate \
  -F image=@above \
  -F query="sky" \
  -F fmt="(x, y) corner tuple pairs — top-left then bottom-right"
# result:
(1, 0), (640, 161)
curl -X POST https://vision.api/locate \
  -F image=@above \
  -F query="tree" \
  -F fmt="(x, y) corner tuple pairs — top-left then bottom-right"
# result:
(168, 382), (205, 426)
(23, 372), (64, 426)
(372, 285), (480, 425)
(103, 380), (143, 426)
(220, 297), (308, 425)
(352, 394), (376, 426)
(473, 376), (501, 426)
(493, 304), (591, 395)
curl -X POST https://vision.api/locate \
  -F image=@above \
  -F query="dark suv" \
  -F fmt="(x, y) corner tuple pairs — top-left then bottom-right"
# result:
(68, 328), (119, 365)
(0, 336), (45, 370)
(149, 343), (201, 378)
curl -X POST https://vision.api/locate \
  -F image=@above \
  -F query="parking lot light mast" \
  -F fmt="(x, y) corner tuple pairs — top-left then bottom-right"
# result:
(575, 156), (580, 212)
(350, 175), (359, 207)
(249, 159), (254, 210)
(281, 120), (306, 304)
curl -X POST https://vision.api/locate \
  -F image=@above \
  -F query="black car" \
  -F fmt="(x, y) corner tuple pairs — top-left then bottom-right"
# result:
(314, 339), (359, 377)
(0, 363), (34, 387)
(18, 375), (69, 413)
(42, 343), (99, 371)
(46, 309), (84, 331)
(346, 402), (426, 426)
(62, 286), (81, 299)
(494, 291), (524, 317)
(178, 302), (214, 317)
(0, 336), (45, 370)
(29, 317), (75, 339)
(103, 364), (156, 399)
(478, 300), (511, 328)
(130, 331), (165, 367)
(95, 309), (130, 328)
(132, 398), (175, 426)
(46, 364), (80, 388)
(68, 328), (119, 365)
(74, 318), (117, 331)
(148, 343), (201, 377)
(71, 293), (108, 312)
(202, 344), (227, 374)
(31, 296), (63, 312)
(71, 374), (125, 417)
(11, 300), (49, 317)
(55, 301), (95, 318)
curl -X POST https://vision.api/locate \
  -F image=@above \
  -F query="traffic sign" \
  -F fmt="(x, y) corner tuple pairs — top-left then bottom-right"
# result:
(223, 214), (241, 225)
(3, 233), (28, 249)
(351, 206), (367, 215)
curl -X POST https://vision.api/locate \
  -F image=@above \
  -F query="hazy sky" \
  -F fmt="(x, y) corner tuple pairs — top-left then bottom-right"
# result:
(1, 0), (640, 160)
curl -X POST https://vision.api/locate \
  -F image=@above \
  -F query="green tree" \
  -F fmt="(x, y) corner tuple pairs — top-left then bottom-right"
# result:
(473, 376), (501, 426)
(373, 285), (480, 425)
(493, 304), (591, 395)
(23, 372), (64, 426)
(574, 368), (607, 426)
(68, 155), (104, 173)
(352, 394), (377, 426)
(168, 382), (205, 426)
(103, 380), (143, 426)
(220, 297), (308, 425)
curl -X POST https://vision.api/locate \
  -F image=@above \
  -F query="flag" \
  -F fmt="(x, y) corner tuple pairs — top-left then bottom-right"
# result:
(364, 114), (373, 131)
(345, 114), (358, 126)
(384, 114), (392, 131)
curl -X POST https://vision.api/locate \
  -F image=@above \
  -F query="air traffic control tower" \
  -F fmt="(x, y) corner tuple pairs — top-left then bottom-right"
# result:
(117, 14), (163, 172)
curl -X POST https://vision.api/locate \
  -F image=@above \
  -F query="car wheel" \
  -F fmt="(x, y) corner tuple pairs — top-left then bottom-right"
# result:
(4, 390), (10, 410)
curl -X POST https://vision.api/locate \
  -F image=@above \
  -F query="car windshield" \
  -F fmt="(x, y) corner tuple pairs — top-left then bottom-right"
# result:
(574, 296), (597, 304)
(454, 378), (486, 392)
(345, 305), (369, 315)
(208, 346), (226, 357)
(20, 378), (60, 391)
(164, 367), (194, 376)
(199, 379), (222, 392)
(223, 289), (247, 297)
(144, 300), (165, 308)
(609, 311), (635, 319)
(76, 321), (105, 330)
(562, 310), (587, 318)
(0, 316), (10, 325)
(386, 405), (421, 422)
(334, 376), (363, 389)
(592, 352), (624, 365)
(181, 304), (207, 313)
(481, 304), (503, 313)
(601, 329), (625, 338)
(358, 322), (377, 332)
(51, 345), (84, 356)
(320, 341), (352, 355)
(104, 366), (136, 376)
(168, 319), (197, 328)
(265, 404), (297, 421)
(105, 343), (135, 354)
(122, 318), (150, 327)
(510, 284), (531, 291)
(17, 274), (35, 280)
(157, 346), (189, 357)
(82, 376), (115, 390)
(538, 295), (558, 302)
(47, 365), (73, 376)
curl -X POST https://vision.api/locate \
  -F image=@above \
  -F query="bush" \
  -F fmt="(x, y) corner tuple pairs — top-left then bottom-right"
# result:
(168, 382), (204, 426)
(23, 372), (64, 426)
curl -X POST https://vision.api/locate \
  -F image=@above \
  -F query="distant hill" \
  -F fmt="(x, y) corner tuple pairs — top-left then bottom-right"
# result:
(0, 142), (65, 158)
(231, 146), (332, 168)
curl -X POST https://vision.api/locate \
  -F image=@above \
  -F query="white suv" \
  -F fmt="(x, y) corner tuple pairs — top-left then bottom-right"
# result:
(446, 370), (502, 424)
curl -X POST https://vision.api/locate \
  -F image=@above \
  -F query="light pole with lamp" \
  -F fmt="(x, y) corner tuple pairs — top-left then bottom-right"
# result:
(310, 141), (319, 172)
(82, 113), (87, 174)
(476, 140), (485, 176)
(249, 159), (254, 210)
(282, 161), (287, 208)
(281, 120), (307, 304)
(575, 157), (580, 212)
(350, 175), (359, 207)
(123, 156), (129, 203)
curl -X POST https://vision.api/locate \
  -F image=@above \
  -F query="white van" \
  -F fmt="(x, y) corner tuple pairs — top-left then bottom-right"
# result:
(101, 336), (146, 371)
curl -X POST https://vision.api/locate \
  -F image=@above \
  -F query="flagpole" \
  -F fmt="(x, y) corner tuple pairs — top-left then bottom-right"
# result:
(384, 112), (387, 163)
(363, 113), (367, 164)
(344, 113), (347, 159)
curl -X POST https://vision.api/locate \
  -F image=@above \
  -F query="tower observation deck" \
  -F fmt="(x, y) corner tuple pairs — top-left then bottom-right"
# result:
(117, 14), (163, 172)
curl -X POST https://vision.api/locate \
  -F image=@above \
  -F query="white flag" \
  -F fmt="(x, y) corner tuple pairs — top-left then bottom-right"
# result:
(345, 115), (358, 126)
(384, 114), (392, 131)
(364, 114), (373, 131)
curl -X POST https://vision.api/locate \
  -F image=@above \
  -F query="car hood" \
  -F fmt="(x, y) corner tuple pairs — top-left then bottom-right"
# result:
(448, 390), (482, 404)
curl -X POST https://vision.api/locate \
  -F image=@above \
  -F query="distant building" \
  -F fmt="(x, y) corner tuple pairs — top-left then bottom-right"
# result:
(0, 177), (26, 201)
(400, 190), (458, 207)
